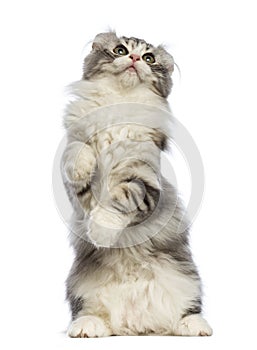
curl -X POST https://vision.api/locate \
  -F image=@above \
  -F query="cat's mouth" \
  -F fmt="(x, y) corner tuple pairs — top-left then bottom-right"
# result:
(127, 65), (137, 73)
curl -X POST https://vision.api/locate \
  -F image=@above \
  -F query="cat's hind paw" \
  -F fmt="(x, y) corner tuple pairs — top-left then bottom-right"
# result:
(68, 315), (111, 338)
(176, 314), (213, 336)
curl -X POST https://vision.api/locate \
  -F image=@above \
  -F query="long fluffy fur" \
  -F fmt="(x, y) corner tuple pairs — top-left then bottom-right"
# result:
(61, 32), (212, 337)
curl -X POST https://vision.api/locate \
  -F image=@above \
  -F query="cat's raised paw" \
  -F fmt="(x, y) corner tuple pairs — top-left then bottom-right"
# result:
(68, 315), (111, 338)
(176, 314), (213, 336)
(63, 142), (96, 183)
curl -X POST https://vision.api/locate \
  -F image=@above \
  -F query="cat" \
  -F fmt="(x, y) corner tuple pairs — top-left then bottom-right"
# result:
(61, 31), (212, 337)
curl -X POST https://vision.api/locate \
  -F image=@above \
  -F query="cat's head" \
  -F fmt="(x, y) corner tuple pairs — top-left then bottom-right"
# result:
(83, 32), (174, 98)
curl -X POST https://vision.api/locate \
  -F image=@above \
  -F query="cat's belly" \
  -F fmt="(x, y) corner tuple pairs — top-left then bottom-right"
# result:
(76, 259), (200, 335)
(96, 277), (173, 335)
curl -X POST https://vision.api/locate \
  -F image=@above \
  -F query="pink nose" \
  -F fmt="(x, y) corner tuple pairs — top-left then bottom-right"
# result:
(130, 54), (140, 62)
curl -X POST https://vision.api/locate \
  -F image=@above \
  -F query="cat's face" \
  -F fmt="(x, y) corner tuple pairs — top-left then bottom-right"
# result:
(83, 32), (174, 98)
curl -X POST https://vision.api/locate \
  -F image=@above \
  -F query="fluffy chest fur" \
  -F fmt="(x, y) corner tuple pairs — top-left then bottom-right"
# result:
(64, 78), (170, 129)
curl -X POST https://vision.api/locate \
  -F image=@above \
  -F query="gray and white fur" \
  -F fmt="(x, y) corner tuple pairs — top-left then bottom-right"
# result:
(61, 32), (212, 337)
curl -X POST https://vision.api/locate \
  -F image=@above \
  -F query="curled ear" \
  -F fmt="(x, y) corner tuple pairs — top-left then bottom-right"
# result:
(157, 45), (174, 74)
(92, 31), (119, 50)
(167, 58), (174, 74)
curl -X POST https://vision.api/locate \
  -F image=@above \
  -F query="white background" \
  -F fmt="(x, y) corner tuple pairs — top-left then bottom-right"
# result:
(0, 1), (256, 349)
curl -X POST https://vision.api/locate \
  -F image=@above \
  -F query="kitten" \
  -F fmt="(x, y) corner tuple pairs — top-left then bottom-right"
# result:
(61, 32), (212, 337)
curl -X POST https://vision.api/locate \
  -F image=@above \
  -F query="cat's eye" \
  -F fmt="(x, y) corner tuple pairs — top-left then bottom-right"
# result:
(113, 45), (129, 56)
(142, 53), (155, 64)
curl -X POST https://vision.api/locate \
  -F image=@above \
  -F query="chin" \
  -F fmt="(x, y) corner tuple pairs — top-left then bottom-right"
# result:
(118, 69), (141, 89)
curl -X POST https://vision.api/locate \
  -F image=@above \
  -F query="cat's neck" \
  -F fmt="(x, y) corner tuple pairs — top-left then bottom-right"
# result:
(79, 76), (169, 110)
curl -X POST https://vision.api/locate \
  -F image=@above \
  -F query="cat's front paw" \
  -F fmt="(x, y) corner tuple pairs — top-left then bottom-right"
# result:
(68, 315), (111, 338)
(64, 144), (96, 183)
(87, 205), (130, 247)
(176, 314), (213, 336)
